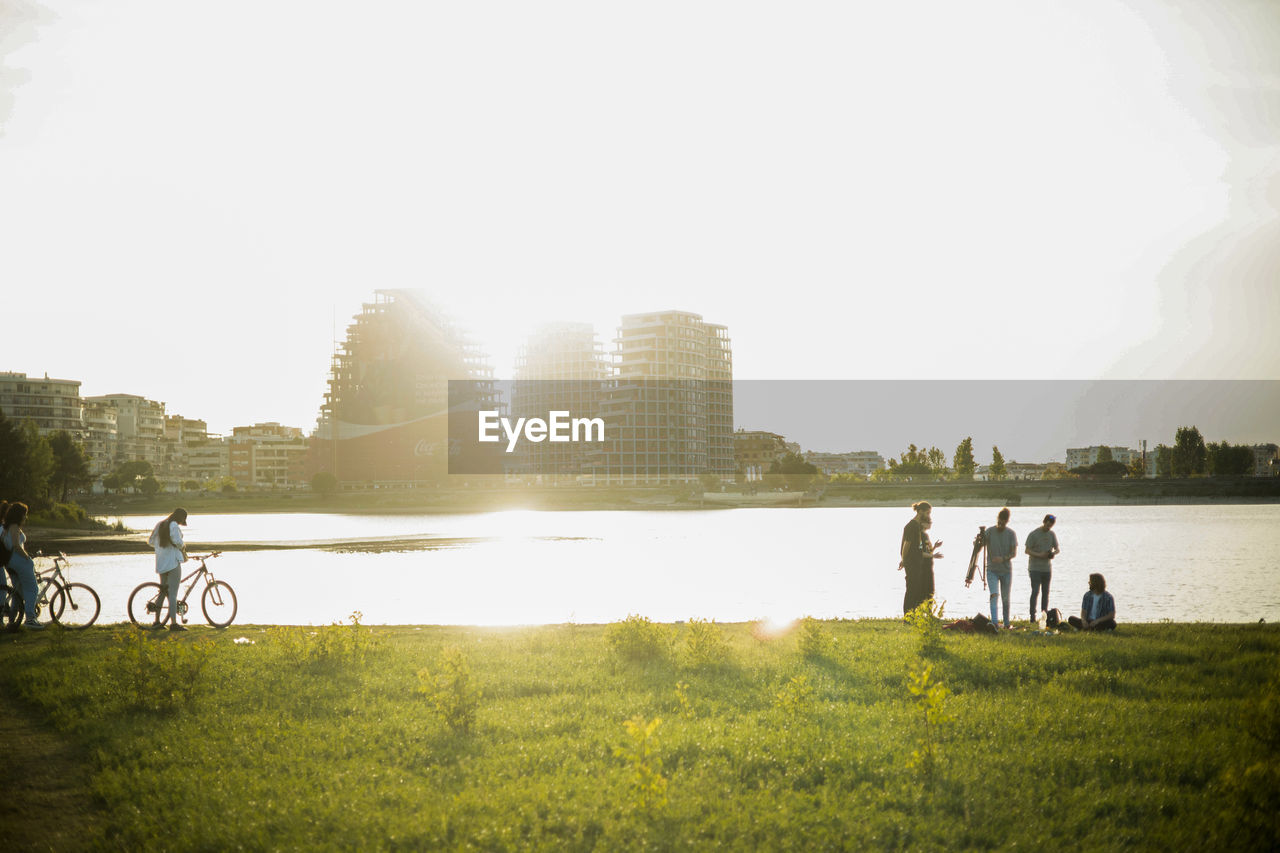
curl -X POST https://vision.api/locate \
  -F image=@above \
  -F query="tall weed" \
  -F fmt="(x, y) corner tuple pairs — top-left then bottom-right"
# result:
(417, 644), (482, 733)
(614, 716), (668, 811)
(797, 617), (836, 661)
(905, 598), (946, 658)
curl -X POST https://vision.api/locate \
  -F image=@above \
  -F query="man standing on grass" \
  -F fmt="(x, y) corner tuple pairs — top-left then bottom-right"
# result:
(1025, 513), (1060, 622)
(983, 507), (1017, 629)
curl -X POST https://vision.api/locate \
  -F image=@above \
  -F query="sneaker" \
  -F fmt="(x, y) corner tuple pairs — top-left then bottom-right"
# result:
(25, 620), (46, 630)
(168, 624), (189, 632)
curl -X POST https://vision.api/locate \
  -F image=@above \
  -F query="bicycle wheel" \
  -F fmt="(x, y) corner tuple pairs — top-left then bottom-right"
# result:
(201, 581), (237, 628)
(39, 580), (63, 622)
(50, 583), (100, 629)
(127, 582), (168, 628)
(0, 584), (23, 632)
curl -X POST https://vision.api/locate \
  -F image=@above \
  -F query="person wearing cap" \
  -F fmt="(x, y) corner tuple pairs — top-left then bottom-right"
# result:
(148, 508), (190, 630)
(1025, 513), (1060, 622)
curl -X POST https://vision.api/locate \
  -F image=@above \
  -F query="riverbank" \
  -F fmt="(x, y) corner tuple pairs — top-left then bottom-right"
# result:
(78, 476), (1280, 517)
(0, 619), (1274, 850)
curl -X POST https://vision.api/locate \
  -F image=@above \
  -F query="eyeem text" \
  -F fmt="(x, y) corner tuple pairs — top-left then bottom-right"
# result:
(478, 410), (606, 452)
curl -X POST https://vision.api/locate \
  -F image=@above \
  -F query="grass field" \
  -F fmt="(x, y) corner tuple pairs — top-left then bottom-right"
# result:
(1, 615), (1277, 851)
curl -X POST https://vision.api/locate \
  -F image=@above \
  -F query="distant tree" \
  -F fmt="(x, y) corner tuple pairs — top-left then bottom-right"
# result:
(1155, 444), (1173, 478)
(113, 460), (155, 493)
(139, 476), (161, 497)
(48, 431), (92, 502)
(926, 446), (948, 480)
(989, 446), (1007, 481)
(311, 471), (339, 496)
(102, 473), (123, 493)
(221, 481), (238, 494)
(1096, 446), (1114, 465)
(1206, 441), (1254, 477)
(18, 421), (54, 504)
(952, 437), (976, 482)
(181, 480), (201, 492)
(1172, 426), (1207, 478)
(884, 444), (931, 482)
(768, 452), (819, 492)
(1126, 453), (1147, 479)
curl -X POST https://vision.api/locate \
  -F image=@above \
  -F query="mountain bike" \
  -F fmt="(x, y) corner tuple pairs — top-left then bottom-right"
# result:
(1, 552), (101, 629)
(127, 552), (238, 629)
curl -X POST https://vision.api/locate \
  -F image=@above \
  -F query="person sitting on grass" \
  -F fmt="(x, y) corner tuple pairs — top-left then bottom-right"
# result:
(1068, 573), (1116, 631)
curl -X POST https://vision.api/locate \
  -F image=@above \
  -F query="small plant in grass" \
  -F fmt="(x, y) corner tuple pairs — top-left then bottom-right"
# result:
(774, 673), (815, 717)
(268, 611), (381, 667)
(905, 663), (956, 787)
(417, 645), (482, 733)
(606, 614), (674, 664)
(682, 617), (731, 670)
(797, 616), (836, 660)
(614, 716), (668, 811)
(905, 598), (946, 658)
(673, 680), (693, 719)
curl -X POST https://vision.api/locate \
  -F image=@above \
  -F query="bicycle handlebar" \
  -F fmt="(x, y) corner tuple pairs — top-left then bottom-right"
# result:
(189, 551), (223, 561)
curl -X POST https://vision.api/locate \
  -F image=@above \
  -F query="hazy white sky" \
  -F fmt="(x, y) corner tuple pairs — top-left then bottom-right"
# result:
(1, 0), (1277, 439)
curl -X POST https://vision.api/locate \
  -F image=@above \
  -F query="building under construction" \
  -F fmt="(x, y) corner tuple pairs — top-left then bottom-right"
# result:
(310, 290), (498, 486)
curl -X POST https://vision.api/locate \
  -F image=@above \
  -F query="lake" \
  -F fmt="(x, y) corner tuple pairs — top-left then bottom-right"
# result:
(43, 504), (1280, 626)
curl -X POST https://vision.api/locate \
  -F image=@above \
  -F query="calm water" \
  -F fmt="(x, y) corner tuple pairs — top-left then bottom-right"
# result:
(46, 505), (1280, 626)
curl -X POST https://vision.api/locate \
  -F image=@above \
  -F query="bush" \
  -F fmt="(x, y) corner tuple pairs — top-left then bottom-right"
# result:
(682, 617), (732, 670)
(796, 617), (836, 661)
(606, 614), (674, 664)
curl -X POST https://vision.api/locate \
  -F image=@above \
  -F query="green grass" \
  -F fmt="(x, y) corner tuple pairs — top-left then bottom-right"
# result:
(2, 618), (1277, 851)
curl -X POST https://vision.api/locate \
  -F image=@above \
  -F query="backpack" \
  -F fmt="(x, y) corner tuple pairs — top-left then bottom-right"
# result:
(1045, 608), (1063, 629)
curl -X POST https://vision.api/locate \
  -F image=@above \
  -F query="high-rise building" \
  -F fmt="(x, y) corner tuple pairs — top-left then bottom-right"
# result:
(310, 290), (498, 486)
(589, 310), (733, 485)
(509, 323), (609, 482)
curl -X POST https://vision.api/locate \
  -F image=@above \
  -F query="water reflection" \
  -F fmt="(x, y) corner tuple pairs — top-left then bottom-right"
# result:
(54, 505), (1280, 625)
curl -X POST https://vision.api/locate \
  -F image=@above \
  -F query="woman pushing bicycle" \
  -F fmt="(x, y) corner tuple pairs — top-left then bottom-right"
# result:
(148, 507), (189, 631)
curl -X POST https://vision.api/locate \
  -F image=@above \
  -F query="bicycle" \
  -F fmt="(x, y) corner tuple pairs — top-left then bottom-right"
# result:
(2, 552), (101, 630)
(127, 552), (238, 629)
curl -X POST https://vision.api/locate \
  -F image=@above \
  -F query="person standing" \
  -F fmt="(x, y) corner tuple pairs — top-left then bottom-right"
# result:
(2, 502), (43, 629)
(982, 507), (1017, 629)
(899, 501), (941, 614)
(1025, 514), (1060, 622)
(148, 508), (189, 631)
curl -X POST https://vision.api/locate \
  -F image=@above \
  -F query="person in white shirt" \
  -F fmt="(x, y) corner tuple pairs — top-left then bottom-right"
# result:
(148, 508), (189, 630)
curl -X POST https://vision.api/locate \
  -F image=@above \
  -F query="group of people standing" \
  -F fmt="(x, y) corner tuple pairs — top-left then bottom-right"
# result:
(898, 501), (1116, 631)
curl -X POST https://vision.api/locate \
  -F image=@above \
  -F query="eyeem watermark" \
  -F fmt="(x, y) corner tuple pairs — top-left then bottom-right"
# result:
(478, 410), (605, 452)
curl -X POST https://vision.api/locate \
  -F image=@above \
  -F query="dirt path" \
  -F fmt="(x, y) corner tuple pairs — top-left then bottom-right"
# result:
(0, 690), (103, 851)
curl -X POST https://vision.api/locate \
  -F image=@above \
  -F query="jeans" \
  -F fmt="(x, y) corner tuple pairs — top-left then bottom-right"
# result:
(8, 555), (39, 622)
(160, 568), (180, 623)
(1029, 571), (1051, 619)
(988, 569), (1012, 627)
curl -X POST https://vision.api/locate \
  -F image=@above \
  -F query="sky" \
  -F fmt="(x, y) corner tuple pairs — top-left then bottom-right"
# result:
(1, 0), (1277, 456)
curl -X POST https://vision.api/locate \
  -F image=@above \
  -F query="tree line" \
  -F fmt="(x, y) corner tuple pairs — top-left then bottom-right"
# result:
(0, 409), (92, 507)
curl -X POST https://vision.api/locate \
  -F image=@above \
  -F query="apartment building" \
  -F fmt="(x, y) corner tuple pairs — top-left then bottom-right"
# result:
(229, 422), (308, 489)
(589, 311), (734, 485)
(1253, 444), (1279, 477)
(1065, 446), (1137, 469)
(83, 394), (167, 470)
(736, 430), (788, 482)
(510, 323), (609, 482)
(0, 372), (84, 435)
(804, 450), (886, 478)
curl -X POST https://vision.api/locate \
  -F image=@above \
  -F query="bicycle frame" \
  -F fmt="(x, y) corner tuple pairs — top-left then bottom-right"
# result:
(152, 554), (227, 620)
